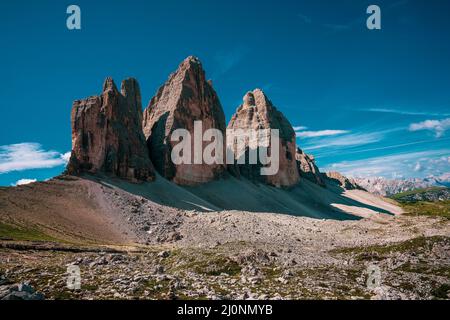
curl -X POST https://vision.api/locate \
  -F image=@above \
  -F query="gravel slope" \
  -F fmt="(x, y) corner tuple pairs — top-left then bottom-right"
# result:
(0, 175), (448, 300)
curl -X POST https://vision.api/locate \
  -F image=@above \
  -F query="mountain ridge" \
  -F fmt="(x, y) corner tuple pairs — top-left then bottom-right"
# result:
(354, 175), (450, 197)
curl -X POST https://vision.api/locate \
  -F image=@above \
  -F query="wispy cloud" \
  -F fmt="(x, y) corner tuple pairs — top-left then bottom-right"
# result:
(414, 162), (422, 172)
(323, 23), (352, 32)
(13, 178), (37, 186)
(324, 149), (450, 178)
(213, 47), (248, 79)
(314, 137), (450, 159)
(296, 130), (349, 138)
(293, 126), (308, 131)
(0, 143), (70, 174)
(363, 108), (450, 117)
(297, 13), (312, 24)
(409, 118), (450, 137)
(300, 131), (386, 151)
(296, 10), (358, 32)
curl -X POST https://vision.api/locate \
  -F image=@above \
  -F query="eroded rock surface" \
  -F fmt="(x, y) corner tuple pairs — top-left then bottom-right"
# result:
(325, 171), (364, 190)
(296, 148), (325, 187)
(143, 56), (226, 185)
(227, 89), (299, 187)
(67, 78), (154, 182)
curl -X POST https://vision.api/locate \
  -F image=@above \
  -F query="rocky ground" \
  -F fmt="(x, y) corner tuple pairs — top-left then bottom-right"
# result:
(0, 213), (449, 300)
(1, 176), (449, 300)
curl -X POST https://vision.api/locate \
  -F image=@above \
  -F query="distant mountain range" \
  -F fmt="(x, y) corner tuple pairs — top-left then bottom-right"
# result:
(391, 186), (450, 203)
(353, 174), (450, 196)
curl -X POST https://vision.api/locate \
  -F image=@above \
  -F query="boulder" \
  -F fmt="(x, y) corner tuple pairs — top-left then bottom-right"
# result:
(0, 283), (45, 300)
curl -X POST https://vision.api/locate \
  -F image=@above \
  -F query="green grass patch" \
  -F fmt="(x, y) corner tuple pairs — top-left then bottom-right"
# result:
(391, 187), (448, 200)
(261, 266), (283, 279)
(431, 283), (450, 299)
(192, 256), (241, 276)
(0, 222), (58, 242)
(400, 201), (450, 219)
(332, 236), (450, 258)
(390, 186), (450, 219)
(169, 249), (241, 277)
(396, 262), (450, 278)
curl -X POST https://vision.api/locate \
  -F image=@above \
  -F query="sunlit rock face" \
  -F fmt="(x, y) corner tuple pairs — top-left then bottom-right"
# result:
(67, 77), (155, 182)
(325, 171), (364, 190)
(227, 89), (300, 188)
(296, 148), (325, 187)
(142, 56), (227, 185)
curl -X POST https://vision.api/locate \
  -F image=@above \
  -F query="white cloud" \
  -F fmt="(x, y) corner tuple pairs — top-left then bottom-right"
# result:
(13, 179), (37, 186)
(213, 47), (248, 78)
(364, 108), (450, 117)
(314, 137), (450, 159)
(61, 151), (71, 163)
(293, 126), (308, 131)
(324, 149), (450, 178)
(414, 162), (422, 172)
(301, 132), (383, 151)
(300, 127), (407, 155)
(297, 13), (312, 24)
(296, 130), (349, 138)
(0, 143), (70, 174)
(409, 118), (450, 137)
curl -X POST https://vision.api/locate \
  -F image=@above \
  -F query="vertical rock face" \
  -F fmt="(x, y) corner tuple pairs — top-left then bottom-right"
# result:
(142, 56), (227, 185)
(296, 148), (325, 187)
(227, 89), (300, 188)
(324, 171), (364, 190)
(67, 78), (155, 182)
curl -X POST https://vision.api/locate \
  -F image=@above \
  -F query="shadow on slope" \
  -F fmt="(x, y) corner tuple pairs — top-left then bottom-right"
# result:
(97, 173), (397, 221)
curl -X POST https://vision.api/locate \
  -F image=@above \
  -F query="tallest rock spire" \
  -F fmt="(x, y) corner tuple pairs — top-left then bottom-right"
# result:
(143, 56), (226, 185)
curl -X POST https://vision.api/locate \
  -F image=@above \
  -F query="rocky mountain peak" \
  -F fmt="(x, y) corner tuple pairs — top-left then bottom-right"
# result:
(296, 148), (325, 187)
(67, 77), (154, 182)
(102, 77), (118, 93)
(183, 55), (201, 65)
(324, 171), (363, 191)
(241, 89), (276, 110)
(353, 175), (450, 196)
(227, 89), (300, 188)
(121, 78), (142, 107)
(142, 56), (226, 185)
(243, 91), (256, 108)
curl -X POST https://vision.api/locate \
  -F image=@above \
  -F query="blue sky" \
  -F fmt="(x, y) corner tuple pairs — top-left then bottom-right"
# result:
(1, 0), (450, 186)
